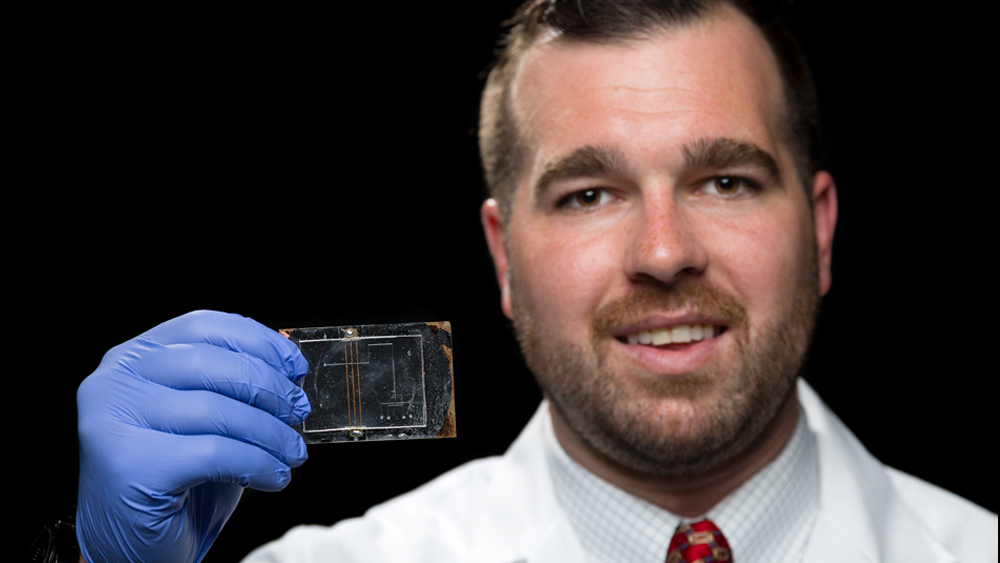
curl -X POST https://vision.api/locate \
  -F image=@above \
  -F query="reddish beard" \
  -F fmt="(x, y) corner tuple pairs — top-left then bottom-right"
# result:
(510, 262), (819, 477)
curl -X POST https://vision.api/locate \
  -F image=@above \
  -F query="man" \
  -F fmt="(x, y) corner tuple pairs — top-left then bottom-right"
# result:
(71, 1), (996, 562)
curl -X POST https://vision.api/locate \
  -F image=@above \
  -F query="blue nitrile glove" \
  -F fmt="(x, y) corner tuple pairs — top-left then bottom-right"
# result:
(76, 310), (311, 563)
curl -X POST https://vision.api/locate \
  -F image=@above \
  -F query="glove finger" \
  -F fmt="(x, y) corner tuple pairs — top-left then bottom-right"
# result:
(137, 383), (308, 468)
(139, 310), (308, 379)
(118, 340), (310, 424)
(135, 430), (297, 493)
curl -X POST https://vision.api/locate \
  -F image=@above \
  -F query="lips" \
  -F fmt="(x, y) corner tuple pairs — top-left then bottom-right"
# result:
(609, 317), (728, 375)
(619, 323), (722, 346)
(613, 313), (728, 346)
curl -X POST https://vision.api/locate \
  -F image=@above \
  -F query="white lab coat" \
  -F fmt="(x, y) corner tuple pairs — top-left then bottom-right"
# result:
(244, 380), (997, 563)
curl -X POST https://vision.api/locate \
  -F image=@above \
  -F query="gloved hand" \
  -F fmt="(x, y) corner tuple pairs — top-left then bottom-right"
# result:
(76, 310), (311, 563)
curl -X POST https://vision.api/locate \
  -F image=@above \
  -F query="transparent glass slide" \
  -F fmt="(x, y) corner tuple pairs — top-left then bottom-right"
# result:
(280, 322), (455, 443)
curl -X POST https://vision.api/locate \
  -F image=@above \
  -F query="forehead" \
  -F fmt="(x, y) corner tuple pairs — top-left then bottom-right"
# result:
(509, 6), (788, 187)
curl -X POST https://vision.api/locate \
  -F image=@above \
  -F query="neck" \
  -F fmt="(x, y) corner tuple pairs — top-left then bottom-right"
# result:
(549, 390), (801, 518)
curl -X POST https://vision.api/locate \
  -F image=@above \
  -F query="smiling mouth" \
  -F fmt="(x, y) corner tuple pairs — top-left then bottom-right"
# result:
(616, 324), (726, 347)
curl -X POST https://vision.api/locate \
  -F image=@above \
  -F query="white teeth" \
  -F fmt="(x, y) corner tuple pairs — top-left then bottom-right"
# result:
(671, 325), (691, 343)
(623, 324), (717, 346)
(651, 328), (671, 346)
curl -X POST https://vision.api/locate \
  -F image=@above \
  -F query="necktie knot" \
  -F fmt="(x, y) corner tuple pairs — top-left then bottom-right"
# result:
(666, 519), (732, 563)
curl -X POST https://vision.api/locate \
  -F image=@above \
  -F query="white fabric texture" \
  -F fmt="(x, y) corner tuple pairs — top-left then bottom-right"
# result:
(548, 404), (818, 563)
(243, 380), (998, 563)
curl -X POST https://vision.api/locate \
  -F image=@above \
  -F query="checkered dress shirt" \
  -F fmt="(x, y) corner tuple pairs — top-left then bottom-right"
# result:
(546, 407), (819, 563)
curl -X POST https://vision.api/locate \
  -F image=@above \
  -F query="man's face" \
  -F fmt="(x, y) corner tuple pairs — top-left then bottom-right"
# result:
(482, 6), (836, 476)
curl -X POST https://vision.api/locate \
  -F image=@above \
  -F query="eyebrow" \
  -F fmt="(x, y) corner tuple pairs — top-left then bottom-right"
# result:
(533, 137), (782, 201)
(683, 137), (782, 185)
(534, 145), (627, 201)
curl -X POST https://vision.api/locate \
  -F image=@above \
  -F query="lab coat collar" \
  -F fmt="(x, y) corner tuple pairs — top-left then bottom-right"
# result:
(798, 381), (957, 563)
(468, 400), (589, 563)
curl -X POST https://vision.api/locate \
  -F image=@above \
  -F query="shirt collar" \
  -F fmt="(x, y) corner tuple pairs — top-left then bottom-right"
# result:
(545, 405), (819, 563)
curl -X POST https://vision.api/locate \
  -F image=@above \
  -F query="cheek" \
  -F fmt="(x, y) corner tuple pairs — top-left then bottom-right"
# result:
(510, 220), (623, 330)
(703, 209), (813, 322)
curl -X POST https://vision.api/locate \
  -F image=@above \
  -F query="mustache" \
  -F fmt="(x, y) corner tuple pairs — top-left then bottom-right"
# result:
(591, 282), (748, 336)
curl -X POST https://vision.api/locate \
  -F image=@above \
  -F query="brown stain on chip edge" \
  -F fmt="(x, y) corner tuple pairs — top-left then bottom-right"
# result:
(435, 343), (457, 438)
(426, 321), (452, 334)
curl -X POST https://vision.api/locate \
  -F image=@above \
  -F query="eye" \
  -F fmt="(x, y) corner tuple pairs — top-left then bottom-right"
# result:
(559, 188), (614, 210)
(700, 176), (757, 197)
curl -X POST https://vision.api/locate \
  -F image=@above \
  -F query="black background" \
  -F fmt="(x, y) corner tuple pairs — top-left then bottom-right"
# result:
(14, 3), (992, 561)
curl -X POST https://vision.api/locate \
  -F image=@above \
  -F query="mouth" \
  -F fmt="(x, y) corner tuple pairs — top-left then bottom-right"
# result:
(604, 314), (731, 375)
(614, 323), (727, 348)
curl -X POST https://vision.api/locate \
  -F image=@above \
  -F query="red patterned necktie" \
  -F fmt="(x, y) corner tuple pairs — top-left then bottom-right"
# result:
(666, 519), (733, 563)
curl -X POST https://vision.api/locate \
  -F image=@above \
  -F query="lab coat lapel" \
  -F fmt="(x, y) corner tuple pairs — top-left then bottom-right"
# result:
(470, 511), (588, 563)
(468, 402), (589, 563)
(522, 518), (591, 563)
(799, 382), (957, 563)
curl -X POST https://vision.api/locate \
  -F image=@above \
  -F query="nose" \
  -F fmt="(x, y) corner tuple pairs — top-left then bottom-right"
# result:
(623, 190), (708, 286)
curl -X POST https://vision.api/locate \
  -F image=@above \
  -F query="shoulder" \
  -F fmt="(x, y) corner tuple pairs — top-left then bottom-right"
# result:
(885, 467), (998, 560)
(798, 380), (997, 562)
(243, 403), (559, 563)
(242, 455), (512, 562)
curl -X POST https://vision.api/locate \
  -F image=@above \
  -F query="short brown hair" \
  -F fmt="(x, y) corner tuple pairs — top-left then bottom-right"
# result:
(478, 0), (819, 219)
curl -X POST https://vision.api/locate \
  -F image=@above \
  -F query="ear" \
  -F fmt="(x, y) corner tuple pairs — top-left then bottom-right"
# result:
(811, 171), (838, 296)
(481, 198), (514, 319)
